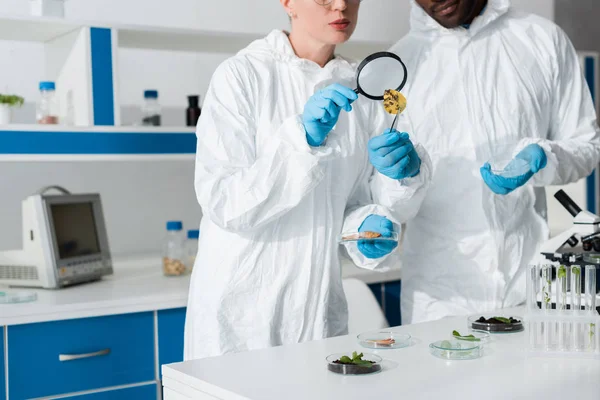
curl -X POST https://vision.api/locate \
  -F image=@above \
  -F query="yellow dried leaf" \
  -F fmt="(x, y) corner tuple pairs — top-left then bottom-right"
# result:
(383, 89), (407, 115)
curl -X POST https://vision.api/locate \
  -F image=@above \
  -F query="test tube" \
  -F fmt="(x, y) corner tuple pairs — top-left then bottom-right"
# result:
(557, 265), (569, 350)
(571, 265), (582, 311)
(557, 265), (568, 311)
(541, 264), (553, 311)
(527, 264), (540, 312)
(585, 266), (597, 351)
(541, 264), (553, 349)
(585, 266), (597, 312)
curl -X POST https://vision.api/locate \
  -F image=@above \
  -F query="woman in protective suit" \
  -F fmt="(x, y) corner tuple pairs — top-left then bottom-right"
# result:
(184, 0), (432, 360)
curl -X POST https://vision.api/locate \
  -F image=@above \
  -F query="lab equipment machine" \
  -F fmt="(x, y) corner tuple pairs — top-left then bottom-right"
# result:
(541, 190), (600, 291)
(0, 186), (112, 289)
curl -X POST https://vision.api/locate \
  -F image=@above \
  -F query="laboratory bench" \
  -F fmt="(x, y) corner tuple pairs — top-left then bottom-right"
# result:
(0, 255), (401, 400)
(162, 307), (600, 400)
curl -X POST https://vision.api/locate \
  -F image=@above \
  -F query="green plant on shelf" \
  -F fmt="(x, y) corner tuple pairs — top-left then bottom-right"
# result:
(0, 94), (25, 107)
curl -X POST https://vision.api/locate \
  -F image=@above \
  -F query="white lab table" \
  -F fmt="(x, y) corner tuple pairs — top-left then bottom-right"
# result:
(162, 307), (600, 400)
(0, 255), (400, 326)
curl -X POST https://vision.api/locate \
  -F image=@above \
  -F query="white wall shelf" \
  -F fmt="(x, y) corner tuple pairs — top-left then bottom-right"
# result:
(0, 123), (195, 133)
(0, 13), (391, 56)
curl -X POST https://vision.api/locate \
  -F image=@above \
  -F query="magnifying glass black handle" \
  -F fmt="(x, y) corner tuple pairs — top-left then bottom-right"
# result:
(389, 113), (400, 132)
(353, 88), (360, 94)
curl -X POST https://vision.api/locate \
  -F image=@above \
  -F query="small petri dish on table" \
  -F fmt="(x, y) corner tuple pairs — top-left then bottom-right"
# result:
(357, 330), (411, 349)
(468, 314), (524, 333)
(452, 329), (491, 348)
(429, 340), (482, 360)
(326, 352), (382, 375)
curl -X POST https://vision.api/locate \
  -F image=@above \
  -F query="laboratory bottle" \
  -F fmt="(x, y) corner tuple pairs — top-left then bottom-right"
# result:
(185, 229), (200, 271)
(36, 81), (59, 124)
(142, 90), (161, 126)
(186, 95), (201, 126)
(163, 221), (186, 276)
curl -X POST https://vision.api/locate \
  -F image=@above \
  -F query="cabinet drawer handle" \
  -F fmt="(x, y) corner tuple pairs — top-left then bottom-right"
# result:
(59, 348), (110, 362)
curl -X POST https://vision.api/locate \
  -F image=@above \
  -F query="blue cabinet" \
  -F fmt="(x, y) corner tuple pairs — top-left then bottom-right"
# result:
(67, 383), (157, 399)
(8, 312), (155, 399)
(158, 308), (186, 378)
(369, 280), (402, 327)
(1, 327), (5, 400)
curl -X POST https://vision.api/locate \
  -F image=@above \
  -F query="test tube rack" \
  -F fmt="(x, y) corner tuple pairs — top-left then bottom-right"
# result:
(526, 264), (599, 358)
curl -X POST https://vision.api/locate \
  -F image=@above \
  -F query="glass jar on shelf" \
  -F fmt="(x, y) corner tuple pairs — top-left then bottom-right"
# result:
(163, 221), (186, 276)
(36, 81), (59, 125)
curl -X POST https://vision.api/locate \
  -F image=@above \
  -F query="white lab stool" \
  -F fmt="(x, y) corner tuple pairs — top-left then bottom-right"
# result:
(342, 278), (389, 334)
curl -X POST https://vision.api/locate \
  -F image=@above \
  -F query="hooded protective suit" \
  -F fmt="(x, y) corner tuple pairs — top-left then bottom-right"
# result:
(184, 30), (431, 360)
(385, 0), (600, 324)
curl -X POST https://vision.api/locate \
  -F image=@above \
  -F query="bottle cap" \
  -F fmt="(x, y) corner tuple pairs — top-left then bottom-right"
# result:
(144, 90), (159, 99)
(39, 81), (56, 91)
(187, 229), (200, 239)
(166, 221), (183, 231)
(188, 95), (200, 107)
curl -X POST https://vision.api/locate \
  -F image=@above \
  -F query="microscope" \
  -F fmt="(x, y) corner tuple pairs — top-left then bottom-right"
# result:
(540, 190), (600, 294)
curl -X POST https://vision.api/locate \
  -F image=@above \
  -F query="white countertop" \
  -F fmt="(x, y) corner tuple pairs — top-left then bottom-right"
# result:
(162, 307), (600, 400)
(0, 255), (400, 326)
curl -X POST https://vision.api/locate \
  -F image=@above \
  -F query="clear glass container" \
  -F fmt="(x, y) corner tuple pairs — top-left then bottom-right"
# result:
(185, 229), (199, 272)
(468, 314), (524, 333)
(429, 340), (482, 360)
(36, 81), (59, 124)
(338, 231), (399, 243)
(357, 330), (411, 349)
(326, 352), (382, 375)
(454, 329), (491, 348)
(163, 221), (186, 276)
(142, 90), (161, 126)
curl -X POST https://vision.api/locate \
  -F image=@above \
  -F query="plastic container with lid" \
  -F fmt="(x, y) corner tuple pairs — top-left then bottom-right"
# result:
(185, 229), (199, 272)
(163, 221), (186, 276)
(142, 90), (161, 126)
(36, 81), (59, 124)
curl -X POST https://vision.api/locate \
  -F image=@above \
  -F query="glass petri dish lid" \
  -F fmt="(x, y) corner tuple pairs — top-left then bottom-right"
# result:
(429, 340), (482, 360)
(357, 330), (411, 349)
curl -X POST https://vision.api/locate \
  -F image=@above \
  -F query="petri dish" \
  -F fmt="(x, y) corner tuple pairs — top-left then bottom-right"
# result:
(0, 290), (37, 304)
(429, 340), (482, 360)
(452, 329), (491, 347)
(468, 314), (524, 333)
(357, 330), (411, 349)
(326, 352), (383, 375)
(338, 231), (399, 243)
(488, 156), (530, 178)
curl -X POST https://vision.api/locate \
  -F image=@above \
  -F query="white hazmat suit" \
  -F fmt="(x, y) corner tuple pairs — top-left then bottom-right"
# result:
(184, 30), (431, 360)
(386, 0), (600, 324)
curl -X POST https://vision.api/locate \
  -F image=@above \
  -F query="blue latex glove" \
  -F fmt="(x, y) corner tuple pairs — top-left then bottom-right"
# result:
(357, 214), (398, 259)
(302, 83), (358, 146)
(481, 144), (547, 195)
(368, 129), (421, 180)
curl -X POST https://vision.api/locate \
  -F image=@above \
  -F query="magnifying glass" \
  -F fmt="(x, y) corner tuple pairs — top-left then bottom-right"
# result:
(354, 52), (408, 101)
